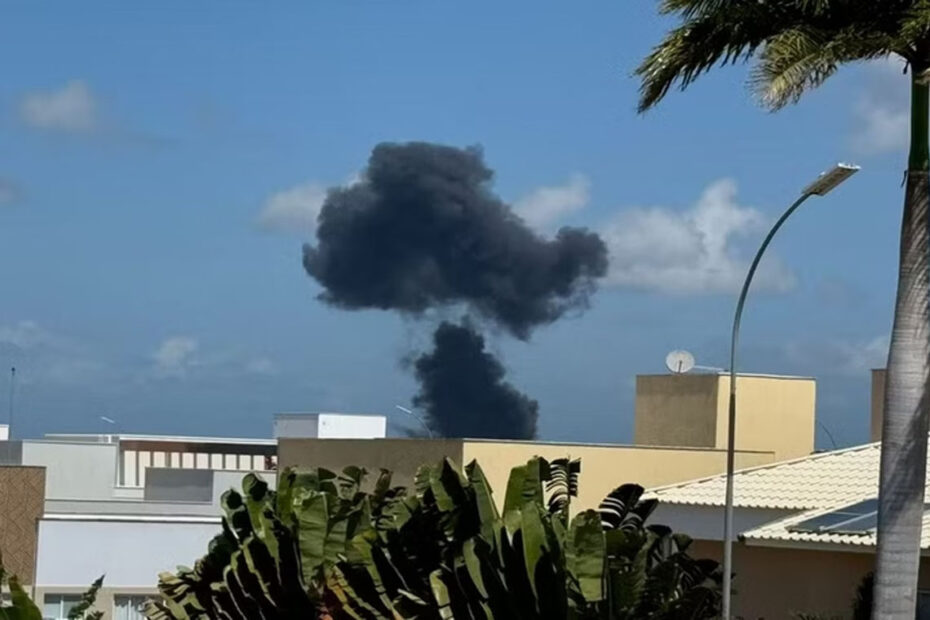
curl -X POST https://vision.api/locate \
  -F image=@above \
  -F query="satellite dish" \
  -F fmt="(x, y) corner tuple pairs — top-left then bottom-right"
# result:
(665, 350), (695, 374)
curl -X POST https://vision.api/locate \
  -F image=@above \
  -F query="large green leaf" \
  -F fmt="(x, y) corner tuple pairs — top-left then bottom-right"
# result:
(4, 576), (41, 620)
(567, 510), (606, 604)
(296, 492), (329, 584)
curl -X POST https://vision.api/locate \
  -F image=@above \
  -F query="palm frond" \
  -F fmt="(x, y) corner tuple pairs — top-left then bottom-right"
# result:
(636, 1), (800, 111)
(638, 0), (916, 112)
(752, 26), (897, 109)
(900, 1), (930, 54)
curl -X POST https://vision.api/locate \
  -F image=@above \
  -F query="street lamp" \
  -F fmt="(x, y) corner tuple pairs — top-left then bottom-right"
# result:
(721, 163), (859, 618)
(395, 405), (434, 439)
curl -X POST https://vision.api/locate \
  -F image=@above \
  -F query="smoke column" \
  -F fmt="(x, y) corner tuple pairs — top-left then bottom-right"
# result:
(302, 142), (607, 438)
(412, 321), (538, 439)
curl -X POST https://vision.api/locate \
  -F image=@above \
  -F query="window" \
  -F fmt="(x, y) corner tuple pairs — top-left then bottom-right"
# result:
(42, 594), (81, 620)
(113, 595), (149, 620)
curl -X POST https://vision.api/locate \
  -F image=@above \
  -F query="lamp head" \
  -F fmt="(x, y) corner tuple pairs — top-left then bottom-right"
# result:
(803, 163), (860, 196)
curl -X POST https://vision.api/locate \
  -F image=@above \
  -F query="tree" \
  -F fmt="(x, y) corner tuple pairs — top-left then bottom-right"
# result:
(637, 2), (930, 617)
(145, 458), (722, 619)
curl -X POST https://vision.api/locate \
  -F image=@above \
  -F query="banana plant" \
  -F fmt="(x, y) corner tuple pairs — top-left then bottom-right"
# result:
(146, 458), (721, 619)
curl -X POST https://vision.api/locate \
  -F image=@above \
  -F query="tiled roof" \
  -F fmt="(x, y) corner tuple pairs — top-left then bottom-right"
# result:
(646, 439), (930, 549)
(741, 508), (930, 549)
(646, 442), (882, 510)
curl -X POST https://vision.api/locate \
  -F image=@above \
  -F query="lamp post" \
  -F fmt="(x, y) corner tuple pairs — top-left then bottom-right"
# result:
(395, 404), (434, 439)
(721, 163), (859, 619)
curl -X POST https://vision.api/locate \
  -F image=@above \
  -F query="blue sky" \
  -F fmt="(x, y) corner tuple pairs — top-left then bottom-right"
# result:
(0, 2), (910, 446)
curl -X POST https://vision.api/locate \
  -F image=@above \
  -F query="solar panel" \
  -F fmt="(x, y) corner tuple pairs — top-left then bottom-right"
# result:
(829, 513), (878, 535)
(788, 499), (878, 535)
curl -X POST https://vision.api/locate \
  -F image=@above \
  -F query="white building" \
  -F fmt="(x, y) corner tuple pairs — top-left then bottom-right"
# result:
(0, 412), (387, 620)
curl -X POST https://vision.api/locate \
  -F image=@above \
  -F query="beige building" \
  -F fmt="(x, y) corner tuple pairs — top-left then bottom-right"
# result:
(647, 438), (930, 618)
(280, 372), (817, 509)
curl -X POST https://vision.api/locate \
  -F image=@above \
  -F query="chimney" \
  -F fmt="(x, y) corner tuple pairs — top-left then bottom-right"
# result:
(871, 369), (886, 442)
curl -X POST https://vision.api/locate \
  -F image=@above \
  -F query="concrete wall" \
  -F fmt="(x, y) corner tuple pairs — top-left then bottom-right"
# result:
(35, 518), (220, 588)
(684, 540), (930, 618)
(463, 441), (774, 511)
(649, 503), (795, 542)
(210, 469), (271, 506)
(278, 438), (774, 511)
(278, 438), (466, 490)
(274, 414), (319, 439)
(635, 374), (719, 449)
(715, 374), (816, 461)
(144, 468), (213, 503)
(0, 466), (44, 583)
(22, 441), (117, 500)
(635, 373), (816, 462)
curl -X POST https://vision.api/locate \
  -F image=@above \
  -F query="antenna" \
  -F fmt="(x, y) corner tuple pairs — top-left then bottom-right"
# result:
(665, 350), (695, 374)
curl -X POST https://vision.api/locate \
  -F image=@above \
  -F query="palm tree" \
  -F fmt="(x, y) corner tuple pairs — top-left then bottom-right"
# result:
(637, 2), (930, 617)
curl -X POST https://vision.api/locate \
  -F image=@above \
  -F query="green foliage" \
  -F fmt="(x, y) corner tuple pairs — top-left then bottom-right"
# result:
(147, 458), (721, 619)
(852, 572), (873, 620)
(0, 553), (103, 620)
(636, 1), (930, 112)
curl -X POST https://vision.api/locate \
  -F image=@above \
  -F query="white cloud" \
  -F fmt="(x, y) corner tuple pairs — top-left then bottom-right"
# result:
(257, 182), (327, 234)
(851, 57), (909, 155)
(20, 80), (98, 133)
(785, 335), (889, 377)
(515, 173), (590, 230)
(245, 357), (277, 376)
(153, 336), (199, 377)
(0, 320), (56, 350)
(602, 179), (795, 294)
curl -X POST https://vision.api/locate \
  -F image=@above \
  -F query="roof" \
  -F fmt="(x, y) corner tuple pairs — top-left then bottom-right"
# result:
(42, 514), (221, 524)
(43, 433), (276, 446)
(646, 441), (882, 510)
(275, 412), (386, 419)
(741, 508), (930, 550)
(646, 438), (930, 550)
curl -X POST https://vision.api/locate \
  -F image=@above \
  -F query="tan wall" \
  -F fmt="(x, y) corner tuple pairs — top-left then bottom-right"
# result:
(278, 438), (466, 490)
(634, 373), (815, 462)
(634, 374), (719, 449)
(278, 438), (774, 511)
(463, 441), (773, 510)
(871, 368), (885, 442)
(690, 540), (930, 619)
(33, 586), (157, 620)
(0, 466), (45, 584)
(714, 375), (816, 461)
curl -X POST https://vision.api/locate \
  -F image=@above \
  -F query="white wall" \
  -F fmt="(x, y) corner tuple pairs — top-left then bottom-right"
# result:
(318, 414), (386, 438)
(650, 504), (796, 541)
(275, 413), (386, 439)
(36, 519), (220, 588)
(274, 415), (319, 439)
(210, 470), (272, 507)
(23, 441), (118, 500)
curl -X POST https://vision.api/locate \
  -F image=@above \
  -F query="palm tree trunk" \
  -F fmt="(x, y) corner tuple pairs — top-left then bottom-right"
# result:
(874, 72), (930, 618)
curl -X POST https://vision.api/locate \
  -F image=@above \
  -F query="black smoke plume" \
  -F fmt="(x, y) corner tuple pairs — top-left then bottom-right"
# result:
(303, 141), (608, 340)
(413, 321), (538, 440)
(303, 141), (608, 439)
